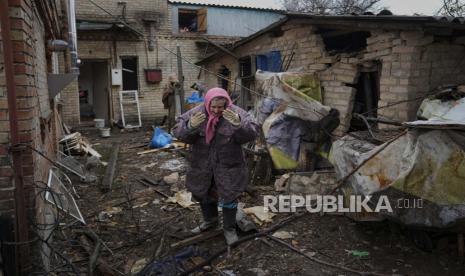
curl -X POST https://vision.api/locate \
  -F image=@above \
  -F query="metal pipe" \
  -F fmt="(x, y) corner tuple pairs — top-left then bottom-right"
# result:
(0, 0), (29, 274)
(68, 0), (79, 73)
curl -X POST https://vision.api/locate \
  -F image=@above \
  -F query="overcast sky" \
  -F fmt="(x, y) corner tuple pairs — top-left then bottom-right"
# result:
(249, 0), (444, 15)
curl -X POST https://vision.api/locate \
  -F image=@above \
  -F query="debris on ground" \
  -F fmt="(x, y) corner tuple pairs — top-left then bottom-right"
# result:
(346, 250), (370, 258)
(274, 174), (290, 192)
(42, 125), (465, 276)
(244, 206), (276, 224)
(166, 190), (195, 208)
(272, 231), (295, 239)
(163, 172), (180, 185)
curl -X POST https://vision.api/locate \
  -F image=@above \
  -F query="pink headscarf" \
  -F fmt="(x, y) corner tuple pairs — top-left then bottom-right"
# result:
(204, 87), (232, 144)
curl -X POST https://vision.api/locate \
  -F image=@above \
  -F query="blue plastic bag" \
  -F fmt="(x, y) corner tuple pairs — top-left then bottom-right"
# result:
(150, 127), (172, 148)
(186, 92), (204, 104)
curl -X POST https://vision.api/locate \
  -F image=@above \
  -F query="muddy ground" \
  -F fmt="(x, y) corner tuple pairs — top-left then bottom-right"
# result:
(47, 127), (465, 276)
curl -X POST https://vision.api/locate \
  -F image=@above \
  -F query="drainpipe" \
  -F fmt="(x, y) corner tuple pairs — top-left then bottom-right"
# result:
(0, 0), (29, 274)
(68, 0), (79, 73)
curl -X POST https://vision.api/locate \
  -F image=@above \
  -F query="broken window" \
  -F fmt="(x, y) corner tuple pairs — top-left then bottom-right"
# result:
(239, 56), (256, 78)
(318, 28), (370, 53)
(121, 57), (138, 91)
(178, 8), (207, 33)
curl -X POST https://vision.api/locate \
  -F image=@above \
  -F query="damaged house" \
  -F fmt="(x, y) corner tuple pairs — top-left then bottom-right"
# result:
(60, 0), (284, 127)
(196, 12), (465, 235)
(196, 13), (465, 134)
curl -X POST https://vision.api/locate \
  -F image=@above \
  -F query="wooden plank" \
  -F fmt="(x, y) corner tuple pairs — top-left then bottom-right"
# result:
(137, 148), (164, 155)
(197, 7), (207, 32)
(102, 142), (120, 192)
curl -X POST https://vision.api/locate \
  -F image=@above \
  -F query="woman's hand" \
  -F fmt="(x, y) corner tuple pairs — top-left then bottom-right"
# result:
(223, 108), (241, 127)
(189, 112), (206, 129)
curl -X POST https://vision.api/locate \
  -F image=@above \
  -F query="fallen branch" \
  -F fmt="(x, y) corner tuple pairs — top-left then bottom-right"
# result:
(170, 229), (223, 249)
(88, 238), (102, 276)
(179, 212), (307, 275)
(136, 179), (170, 198)
(79, 235), (115, 276)
(140, 176), (161, 186)
(74, 229), (114, 256)
(154, 230), (166, 259)
(268, 235), (390, 276)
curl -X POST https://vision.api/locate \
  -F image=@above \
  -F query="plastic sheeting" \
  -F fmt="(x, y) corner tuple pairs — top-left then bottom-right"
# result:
(405, 96), (465, 127)
(255, 71), (332, 169)
(330, 129), (465, 228)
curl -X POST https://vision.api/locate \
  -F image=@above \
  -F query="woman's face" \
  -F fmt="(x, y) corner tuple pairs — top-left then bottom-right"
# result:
(209, 98), (227, 116)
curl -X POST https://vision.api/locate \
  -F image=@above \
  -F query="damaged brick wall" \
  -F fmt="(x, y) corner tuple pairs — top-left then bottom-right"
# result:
(364, 30), (465, 122)
(203, 19), (465, 134)
(204, 21), (359, 133)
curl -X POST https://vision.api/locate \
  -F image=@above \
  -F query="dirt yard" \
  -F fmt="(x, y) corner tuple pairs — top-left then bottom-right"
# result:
(48, 127), (465, 275)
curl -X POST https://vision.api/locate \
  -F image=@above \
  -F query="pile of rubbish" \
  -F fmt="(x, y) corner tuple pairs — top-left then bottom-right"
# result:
(330, 85), (465, 229)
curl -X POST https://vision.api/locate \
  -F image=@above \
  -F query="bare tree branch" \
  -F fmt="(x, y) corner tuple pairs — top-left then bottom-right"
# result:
(437, 0), (465, 16)
(282, 0), (382, 15)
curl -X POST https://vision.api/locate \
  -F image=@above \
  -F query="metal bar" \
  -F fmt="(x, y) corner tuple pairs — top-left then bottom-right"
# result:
(364, 116), (403, 126)
(68, 0), (79, 73)
(176, 44), (185, 114)
(0, 1), (29, 274)
(174, 86), (182, 118)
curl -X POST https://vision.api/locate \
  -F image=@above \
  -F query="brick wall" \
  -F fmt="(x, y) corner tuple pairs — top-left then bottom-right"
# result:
(203, 19), (465, 134)
(62, 0), (240, 126)
(76, 0), (172, 35)
(0, 0), (61, 272)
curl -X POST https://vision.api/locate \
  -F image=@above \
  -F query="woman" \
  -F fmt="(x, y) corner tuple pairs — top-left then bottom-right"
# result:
(173, 87), (259, 245)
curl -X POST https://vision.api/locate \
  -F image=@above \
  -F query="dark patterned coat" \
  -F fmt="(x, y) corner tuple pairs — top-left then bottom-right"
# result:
(173, 104), (259, 203)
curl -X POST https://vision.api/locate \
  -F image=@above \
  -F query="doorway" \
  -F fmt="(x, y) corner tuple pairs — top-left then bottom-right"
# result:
(78, 60), (110, 124)
(350, 61), (380, 131)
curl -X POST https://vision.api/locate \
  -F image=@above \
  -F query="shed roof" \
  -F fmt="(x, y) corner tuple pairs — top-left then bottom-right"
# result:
(196, 13), (465, 65)
(168, 0), (284, 11)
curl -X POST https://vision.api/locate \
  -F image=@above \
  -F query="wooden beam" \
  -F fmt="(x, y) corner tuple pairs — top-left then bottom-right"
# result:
(202, 37), (238, 59)
(102, 142), (120, 192)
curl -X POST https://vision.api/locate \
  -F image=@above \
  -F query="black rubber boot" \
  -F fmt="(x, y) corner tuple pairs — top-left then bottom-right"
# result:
(191, 201), (219, 234)
(222, 207), (238, 245)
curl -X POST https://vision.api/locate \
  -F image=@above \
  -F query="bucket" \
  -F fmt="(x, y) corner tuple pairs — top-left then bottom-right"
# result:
(100, 128), (111, 138)
(94, 119), (105, 128)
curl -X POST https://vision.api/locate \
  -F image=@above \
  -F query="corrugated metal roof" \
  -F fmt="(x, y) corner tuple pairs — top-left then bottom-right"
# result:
(168, 0), (284, 11)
